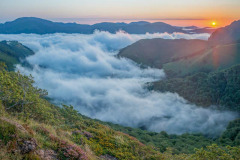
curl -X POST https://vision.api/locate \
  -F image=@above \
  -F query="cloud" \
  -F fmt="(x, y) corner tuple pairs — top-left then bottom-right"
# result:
(0, 31), (237, 137)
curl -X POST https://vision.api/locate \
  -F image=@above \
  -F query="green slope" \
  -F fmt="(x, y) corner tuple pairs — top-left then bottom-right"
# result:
(163, 43), (240, 77)
(0, 40), (34, 70)
(208, 20), (240, 45)
(119, 38), (207, 68)
(152, 64), (240, 111)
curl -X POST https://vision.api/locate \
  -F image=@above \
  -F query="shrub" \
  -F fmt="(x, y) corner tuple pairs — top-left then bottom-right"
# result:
(0, 119), (17, 144)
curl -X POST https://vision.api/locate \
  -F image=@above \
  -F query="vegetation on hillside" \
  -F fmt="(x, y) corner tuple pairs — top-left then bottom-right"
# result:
(0, 41), (34, 70)
(163, 43), (240, 77)
(0, 63), (239, 159)
(119, 39), (207, 69)
(103, 117), (240, 154)
(116, 22), (240, 159)
(208, 20), (240, 45)
(152, 64), (240, 111)
(102, 122), (214, 154)
(119, 39), (240, 78)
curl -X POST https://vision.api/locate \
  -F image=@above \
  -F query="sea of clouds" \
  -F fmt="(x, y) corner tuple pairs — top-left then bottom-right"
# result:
(0, 31), (237, 137)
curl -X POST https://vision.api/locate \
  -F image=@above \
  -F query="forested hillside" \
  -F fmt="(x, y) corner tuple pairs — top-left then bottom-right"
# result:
(163, 42), (240, 77)
(208, 20), (240, 45)
(0, 41), (33, 70)
(119, 40), (240, 78)
(119, 39), (207, 69)
(152, 65), (240, 111)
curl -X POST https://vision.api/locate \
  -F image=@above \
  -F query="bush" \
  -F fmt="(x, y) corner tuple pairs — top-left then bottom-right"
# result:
(191, 144), (240, 160)
(0, 119), (17, 144)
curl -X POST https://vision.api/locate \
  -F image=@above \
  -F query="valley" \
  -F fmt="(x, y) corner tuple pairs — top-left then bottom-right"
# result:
(0, 18), (239, 160)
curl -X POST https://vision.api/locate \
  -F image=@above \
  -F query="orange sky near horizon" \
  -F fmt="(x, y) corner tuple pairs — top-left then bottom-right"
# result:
(0, 0), (239, 27)
(47, 18), (236, 28)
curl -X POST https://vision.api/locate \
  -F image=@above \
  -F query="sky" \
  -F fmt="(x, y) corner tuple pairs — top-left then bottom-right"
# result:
(0, 0), (239, 27)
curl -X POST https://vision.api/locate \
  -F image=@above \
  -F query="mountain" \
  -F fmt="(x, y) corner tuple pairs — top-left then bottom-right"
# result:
(0, 40), (34, 70)
(176, 26), (216, 34)
(118, 19), (240, 111)
(0, 17), (92, 34)
(178, 26), (199, 30)
(122, 21), (184, 34)
(208, 20), (240, 45)
(119, 39), (208, 68)
(92, 22), (127, 33)
(163, 42), (240, 77)
(191, 27), (216, 34)
(119, 20), (240, 77)
(0, 17), (214, 34)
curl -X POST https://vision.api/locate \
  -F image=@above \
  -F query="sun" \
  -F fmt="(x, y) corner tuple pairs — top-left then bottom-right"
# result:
(211, 21), (216, 26)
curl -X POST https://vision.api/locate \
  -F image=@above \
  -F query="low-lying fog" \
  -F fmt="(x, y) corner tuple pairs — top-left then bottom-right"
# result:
(0, 31), (237, 137)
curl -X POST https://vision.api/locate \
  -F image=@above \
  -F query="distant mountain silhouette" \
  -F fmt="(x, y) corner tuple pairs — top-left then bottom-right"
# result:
(175, 26), (215, 33)
(0, 17), (92, 34)
(0, 17), (214, 34)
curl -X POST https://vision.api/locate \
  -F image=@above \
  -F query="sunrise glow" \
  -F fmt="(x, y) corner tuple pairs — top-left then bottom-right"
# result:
(0, 0), (239, 27)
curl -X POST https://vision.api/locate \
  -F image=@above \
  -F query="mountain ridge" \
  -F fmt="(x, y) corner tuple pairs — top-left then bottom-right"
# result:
(0, 17), (215, 34)
(119, 19), (240, 77)
(208, 20), (240, 45)
(118, 19), (240, 110)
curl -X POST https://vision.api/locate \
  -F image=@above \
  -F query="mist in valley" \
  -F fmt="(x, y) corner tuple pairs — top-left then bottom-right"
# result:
(0, 31), (237, 137)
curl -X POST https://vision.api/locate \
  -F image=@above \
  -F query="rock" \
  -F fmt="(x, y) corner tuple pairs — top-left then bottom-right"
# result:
(60, 142), (88, 160)
(0, 117), (28, 133)
(36, 149), (58, 160)
(18, 138), (37, 154)
(100, 155), (118, 160)
(72, 130), (82, 135)
(82, 131), (93, 139)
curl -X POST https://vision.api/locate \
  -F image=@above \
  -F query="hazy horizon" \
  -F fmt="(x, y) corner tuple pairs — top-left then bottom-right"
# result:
(0, 17), (237, 28)
(0, 0), (239, 27)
